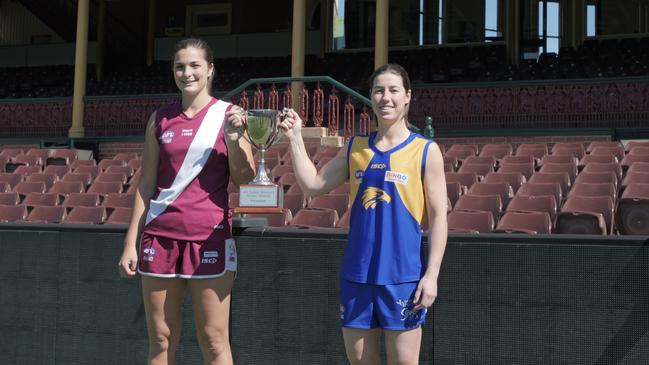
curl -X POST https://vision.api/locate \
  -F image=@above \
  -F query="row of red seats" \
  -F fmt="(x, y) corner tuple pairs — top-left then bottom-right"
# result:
(0, 204), (132, 224)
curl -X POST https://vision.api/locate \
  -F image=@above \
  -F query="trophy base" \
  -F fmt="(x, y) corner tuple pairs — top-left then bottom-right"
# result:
(237, 184), (284, 213)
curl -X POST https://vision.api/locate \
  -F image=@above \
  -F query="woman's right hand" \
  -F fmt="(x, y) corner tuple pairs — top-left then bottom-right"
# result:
(279, 108), (303, 140)
(118, 245), (138, 278)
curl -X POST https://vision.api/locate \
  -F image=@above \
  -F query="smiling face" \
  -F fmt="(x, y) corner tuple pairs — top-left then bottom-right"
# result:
(173, 46), (214, 97)
(370, 70), (411, 126)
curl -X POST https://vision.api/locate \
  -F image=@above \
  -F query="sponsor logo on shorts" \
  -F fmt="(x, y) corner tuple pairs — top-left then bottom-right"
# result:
(385, 170), (409, 184)
(181, 128), (193, 137)
(397, 299), (418, 321)
(160, 130), (175, 144)
(339, 304), (345, 320)
(142, 246), (156, 262)
(201, 251), (219, 264)
(213, 224), (224, 230)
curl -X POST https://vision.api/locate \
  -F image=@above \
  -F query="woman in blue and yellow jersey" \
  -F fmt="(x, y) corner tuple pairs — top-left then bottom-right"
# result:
(281, 63), (447, 365)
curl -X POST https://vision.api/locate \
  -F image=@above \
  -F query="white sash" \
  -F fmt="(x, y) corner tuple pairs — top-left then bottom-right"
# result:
(146, 100), (230, 225)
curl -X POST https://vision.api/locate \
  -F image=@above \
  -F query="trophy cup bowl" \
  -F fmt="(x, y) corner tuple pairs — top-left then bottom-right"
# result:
(237, 109), (285, 213)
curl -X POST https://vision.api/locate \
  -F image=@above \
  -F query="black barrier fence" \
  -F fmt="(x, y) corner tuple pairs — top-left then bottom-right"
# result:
(0, 224), (647, 364)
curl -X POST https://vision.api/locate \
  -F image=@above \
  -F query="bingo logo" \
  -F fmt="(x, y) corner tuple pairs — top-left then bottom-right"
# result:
(385, 171), (409, 184)
(160, 130), (175, 144)
(370, 163), (386, 169)
(201, 251), (219, 264)
(354, 170), (364, 180)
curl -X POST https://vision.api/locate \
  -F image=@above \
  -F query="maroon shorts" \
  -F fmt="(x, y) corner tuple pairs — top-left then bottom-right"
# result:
(137, 233), (237, 279)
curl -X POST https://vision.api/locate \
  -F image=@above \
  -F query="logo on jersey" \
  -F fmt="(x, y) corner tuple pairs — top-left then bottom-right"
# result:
(181, 128), (193, 137)
(339, 304), (345, 319)
(160, 130), (175, 144)
(362, 187), (391, 209)
(354, 170), (364, 180)
(385, 171), (409, 184)
(201, 251), (219, 264)
(370, 163), (386, 169)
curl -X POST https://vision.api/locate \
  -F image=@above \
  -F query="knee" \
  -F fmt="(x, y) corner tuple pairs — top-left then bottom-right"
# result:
(347, 351), (380, 365)
(197, 326), (230, 358)
(149, 333), (176, 354)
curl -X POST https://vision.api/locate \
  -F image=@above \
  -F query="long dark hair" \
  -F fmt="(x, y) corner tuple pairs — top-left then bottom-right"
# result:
(368, 63), (412, 127)
(172, 38), (215, 93)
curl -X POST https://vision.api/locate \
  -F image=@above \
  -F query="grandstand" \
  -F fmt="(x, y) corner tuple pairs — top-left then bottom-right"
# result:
(1, 1), (648, 364)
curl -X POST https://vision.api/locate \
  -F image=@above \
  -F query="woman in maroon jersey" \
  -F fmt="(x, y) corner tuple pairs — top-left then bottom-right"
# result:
(118, 38), (254, 365)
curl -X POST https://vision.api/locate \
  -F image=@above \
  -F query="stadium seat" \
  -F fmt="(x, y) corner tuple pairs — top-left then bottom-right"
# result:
(95, 172), (128, 185)
(22, 192), (60, 207)
(26, 173), (58, 190)
(457, 163), (494, 179)
(87, 181), (124, 195)
(506, 194), (557, 220)
(628, 146), (649, 156)
(0, 173), (23, 189)
(479, 143), (513, 159)
(578, 154), (618, 168)
(308, 194), (349, 218)
(286, 183), (304, 196)
(113, 153), (139, 162)
(454, 194), (503, 224)
(590, 146), (625, 162)
(616, 183), (649, 235)
(63, 206), (107, 224)
(568, 182), (617, 201)
(555, 196), (614, 235)
(61, 172), (92, 187)
(627, 162), (649, 173)
(47, 149), (78, 165)
(494, 211), (552, 234)
(447, 210), (494, 233)
(444, 148), (476, 161)
(539, 162), (577, 184)
(624, 140), (649, 153)
(517, 182), (563, 207)
(48, 181), (85, 195)
(102, 193), (134, 210)
(446, 181), (463, 208)
(63, 193), (102, 208)
(336, 210), (351, 229)
(98, 159), (126, 171)
(43, 165), (72, 178)
(11, 154), (42, 167)
(587, 141), (622, 153)
(105, 207), (133, 224)
(445, 172), (479, 190)
(529, 172), (571, 196)
(277, 173), (298, 191)
(443, 156), (459, 172)
(621, 154), (649, 171)
(290, 208), (339, 228)
(574, 171), (618, 188)
(330, 182), (350, 195)
(551, 142), (585, 158)
(127, 159), (142, 171)
(448, 144), (479, 155)
(70, 159), (97, 169)
(515, 143), (548, 160)
(0, 192), (20, 205)
(621, 171), (649, 190)
(25, 148), (50, 163)
(497, 162), (534, 180)
(0, 182), (10, 193)
(539, 154), (578, 167)
(0, 204), (28, 222)
(464, 156), (498, 168)
(13, 165), (42, 176)
(270, 164), (293, 181)
(483, 172), (526, 193)
(241, 209), (293, 227)
(467, 181), (513, 207)
(0, 148), (24, 159)
(581, 162), (622, 181)
(0, 155), (8, 172)
(14, 181), (47, 197)
(26, 205), (66, 223)
(282, 193), (306, 216)
(105, 165), (135, 178)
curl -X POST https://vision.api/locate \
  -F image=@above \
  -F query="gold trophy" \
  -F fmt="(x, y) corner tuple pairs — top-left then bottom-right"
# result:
(236, 109), (285, 213)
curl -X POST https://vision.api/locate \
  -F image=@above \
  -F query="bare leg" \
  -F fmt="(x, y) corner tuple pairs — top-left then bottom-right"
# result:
(342, 327), (382, 365)
(385, 327), (422, 365)
(142, 276), (187, 365)
(189, 271), (235, 365)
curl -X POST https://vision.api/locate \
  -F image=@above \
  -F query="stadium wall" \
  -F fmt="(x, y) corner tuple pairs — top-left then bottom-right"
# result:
(0, 226), (647, 364)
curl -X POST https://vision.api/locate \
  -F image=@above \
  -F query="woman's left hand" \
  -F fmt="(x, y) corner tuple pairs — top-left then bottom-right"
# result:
(413, 273), (438, 311)
(225, 106), (246, 142)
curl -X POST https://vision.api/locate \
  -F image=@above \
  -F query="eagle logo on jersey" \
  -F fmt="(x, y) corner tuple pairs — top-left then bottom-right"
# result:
(362, 187), (391, 209)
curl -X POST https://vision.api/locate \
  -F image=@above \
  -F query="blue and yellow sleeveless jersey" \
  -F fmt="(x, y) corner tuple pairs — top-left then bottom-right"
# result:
(341, 131), (433, 285)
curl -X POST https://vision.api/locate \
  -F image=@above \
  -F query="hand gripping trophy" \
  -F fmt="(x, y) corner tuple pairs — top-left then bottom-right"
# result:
(236, 108), (286, 213)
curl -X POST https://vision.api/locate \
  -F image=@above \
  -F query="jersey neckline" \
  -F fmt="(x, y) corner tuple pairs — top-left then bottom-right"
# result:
(368, 131), (416, 155)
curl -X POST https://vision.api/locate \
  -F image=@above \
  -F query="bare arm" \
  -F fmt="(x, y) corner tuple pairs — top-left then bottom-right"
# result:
(225, 107), (256, 185)
(280, 109), (347, 197)
(414, 142), (448, 309)
(118, 112), (159, 278)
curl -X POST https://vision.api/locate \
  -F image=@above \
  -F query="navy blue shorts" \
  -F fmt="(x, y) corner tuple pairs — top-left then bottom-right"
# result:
(339, 278), (427, 330)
